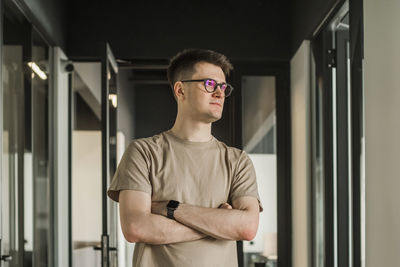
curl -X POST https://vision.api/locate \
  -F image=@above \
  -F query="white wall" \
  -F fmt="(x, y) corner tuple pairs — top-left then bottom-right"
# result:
(364, 1), (400, 266)
(52, 47), (70, 267)
(72, 131), (132, 267)
(74, 62), (101, 105)
(290, 40), (311, 267)
(72, 131), (102, 242)
(244, 154), (277, 254)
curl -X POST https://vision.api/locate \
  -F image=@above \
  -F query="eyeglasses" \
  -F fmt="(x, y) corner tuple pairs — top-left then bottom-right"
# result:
(180, 78), (234, 98)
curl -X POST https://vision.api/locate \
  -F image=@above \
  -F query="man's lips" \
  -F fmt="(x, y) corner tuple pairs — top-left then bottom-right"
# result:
(210, 103), (222, 107)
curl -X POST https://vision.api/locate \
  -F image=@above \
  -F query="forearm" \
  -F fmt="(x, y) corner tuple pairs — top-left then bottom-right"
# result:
(124, 212), (206, 245)
(173, 203), (257, 241)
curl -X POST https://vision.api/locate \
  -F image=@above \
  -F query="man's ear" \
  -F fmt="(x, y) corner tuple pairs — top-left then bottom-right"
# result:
(173, 81), (185, 100)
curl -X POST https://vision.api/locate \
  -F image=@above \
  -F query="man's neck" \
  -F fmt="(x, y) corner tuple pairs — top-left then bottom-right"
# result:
(170, 118), (213, 142)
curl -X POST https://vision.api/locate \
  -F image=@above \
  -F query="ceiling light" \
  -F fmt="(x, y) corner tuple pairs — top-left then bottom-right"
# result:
(27, 62), (47, 80)
(109, 94), (117, 108)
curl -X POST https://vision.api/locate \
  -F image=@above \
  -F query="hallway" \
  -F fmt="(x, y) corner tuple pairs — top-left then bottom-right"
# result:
(1, 0), (399, 267)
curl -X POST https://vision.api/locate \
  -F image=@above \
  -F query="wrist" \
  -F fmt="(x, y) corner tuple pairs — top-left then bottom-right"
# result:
(173, 202), (188, 221)
(166, 200), (180, 220)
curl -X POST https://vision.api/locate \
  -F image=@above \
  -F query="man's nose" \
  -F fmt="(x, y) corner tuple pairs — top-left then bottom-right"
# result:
(212, 86), (225, 98)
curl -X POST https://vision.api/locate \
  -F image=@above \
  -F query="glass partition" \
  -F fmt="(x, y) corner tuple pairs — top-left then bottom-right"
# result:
(30, 28), (52, 267)
(310, 2), (354, 266)
(2, 8), (27, 267)
(1, 4), (52, 267)
(71, 47), (119, 267)
(241, 76), (277, 267)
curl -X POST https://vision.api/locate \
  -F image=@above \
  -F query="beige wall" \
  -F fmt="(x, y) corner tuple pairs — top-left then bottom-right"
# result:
(72, 131), (102, 242)
(364, 1), (400, 266)
(290, 40), (312, 267)
(53, 47), (70, 267)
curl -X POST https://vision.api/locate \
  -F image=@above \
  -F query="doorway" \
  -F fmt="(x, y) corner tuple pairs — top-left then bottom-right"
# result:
(69, 44), (120, 267)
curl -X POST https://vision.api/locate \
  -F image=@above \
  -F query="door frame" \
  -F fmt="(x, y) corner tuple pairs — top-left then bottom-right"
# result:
(231, 61), (292, 267)
(67, 42), (119, 267)
(100, 42), (118, 267)
(310, 1), (363, 266)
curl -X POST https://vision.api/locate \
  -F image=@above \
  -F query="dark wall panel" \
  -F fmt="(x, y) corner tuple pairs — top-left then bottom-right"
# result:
(15, 0), (67, 48)
(66, 1), (291, 61)
(117, 70), (136, 145)
(133, 83), (177, 139)
(291, 0), (338, 55)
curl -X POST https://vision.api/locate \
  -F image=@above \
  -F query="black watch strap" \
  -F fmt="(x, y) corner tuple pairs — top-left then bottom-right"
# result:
(166, 200), (180, 220)
(167, 207), (175, 220)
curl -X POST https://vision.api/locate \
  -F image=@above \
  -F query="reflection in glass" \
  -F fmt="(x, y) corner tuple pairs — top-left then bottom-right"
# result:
(2, 9), (28, 267)
(242, 76), (277, 267)
(2, 34), (24, 267)
(311, 60), (325, 267)
(2, 9), (52, 267)
(2, 6), (52, 267)
(311, 6), (352, 266)
(30, 29), (52, 267)
(108, 62), (119, 267)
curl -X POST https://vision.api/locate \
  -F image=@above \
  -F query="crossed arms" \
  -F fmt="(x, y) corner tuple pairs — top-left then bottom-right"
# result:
(119, 190), (260, 245)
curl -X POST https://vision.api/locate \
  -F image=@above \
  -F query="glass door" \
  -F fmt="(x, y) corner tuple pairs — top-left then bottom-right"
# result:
(311, 2), (353, 267)
(1, 6), (29, 266)
(30, 28), (53, 267)
(1, 2), (53, 266)
(70, 43), (119, 267)
(241, 76), (277, 267)
(311, 23), (334, 267)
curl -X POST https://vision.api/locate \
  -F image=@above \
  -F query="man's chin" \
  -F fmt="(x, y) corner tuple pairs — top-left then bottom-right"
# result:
(196, 111), (222, 123)
(210, 117), (221, 123)
(208, 114), (222, 123)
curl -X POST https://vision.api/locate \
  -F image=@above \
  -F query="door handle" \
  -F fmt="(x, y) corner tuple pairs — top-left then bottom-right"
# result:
(93, 246), (117, 251)
(1, 255), (13, 262)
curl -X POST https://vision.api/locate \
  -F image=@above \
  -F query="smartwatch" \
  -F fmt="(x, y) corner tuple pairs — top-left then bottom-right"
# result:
(166, 200), (180, 220)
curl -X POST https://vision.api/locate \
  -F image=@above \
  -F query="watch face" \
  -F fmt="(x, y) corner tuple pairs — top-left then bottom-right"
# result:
(167, 200), (179, 209)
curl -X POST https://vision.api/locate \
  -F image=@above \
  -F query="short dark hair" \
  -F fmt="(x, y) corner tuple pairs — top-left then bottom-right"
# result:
(167, 48), (233, 100)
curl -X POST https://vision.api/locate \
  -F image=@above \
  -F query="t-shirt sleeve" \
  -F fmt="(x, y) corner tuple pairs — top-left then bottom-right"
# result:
(229, 151), (263, 212)
(107, 140), (152, 202)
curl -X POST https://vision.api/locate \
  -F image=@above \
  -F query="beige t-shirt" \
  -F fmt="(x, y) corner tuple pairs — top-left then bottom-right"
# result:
(108, 130), (262, 267)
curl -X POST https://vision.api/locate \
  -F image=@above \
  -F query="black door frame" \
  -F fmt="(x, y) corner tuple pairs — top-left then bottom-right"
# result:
(231, 61), (292, 267)
(310, 1), (363, 266)
(349, 0), (363, 266)
(100, 42), (118, 267)
(336, 27), (350, 267)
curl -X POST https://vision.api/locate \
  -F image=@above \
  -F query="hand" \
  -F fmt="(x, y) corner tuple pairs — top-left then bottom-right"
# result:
(151, 201), (168, 217)
(218, 202), (233, 209)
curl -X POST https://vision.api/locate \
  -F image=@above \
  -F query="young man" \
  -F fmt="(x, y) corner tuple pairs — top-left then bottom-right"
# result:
(107, 49), (262, 267)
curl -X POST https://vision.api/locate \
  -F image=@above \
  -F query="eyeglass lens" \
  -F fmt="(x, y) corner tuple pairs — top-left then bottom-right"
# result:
(204, 79), (232, 96)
